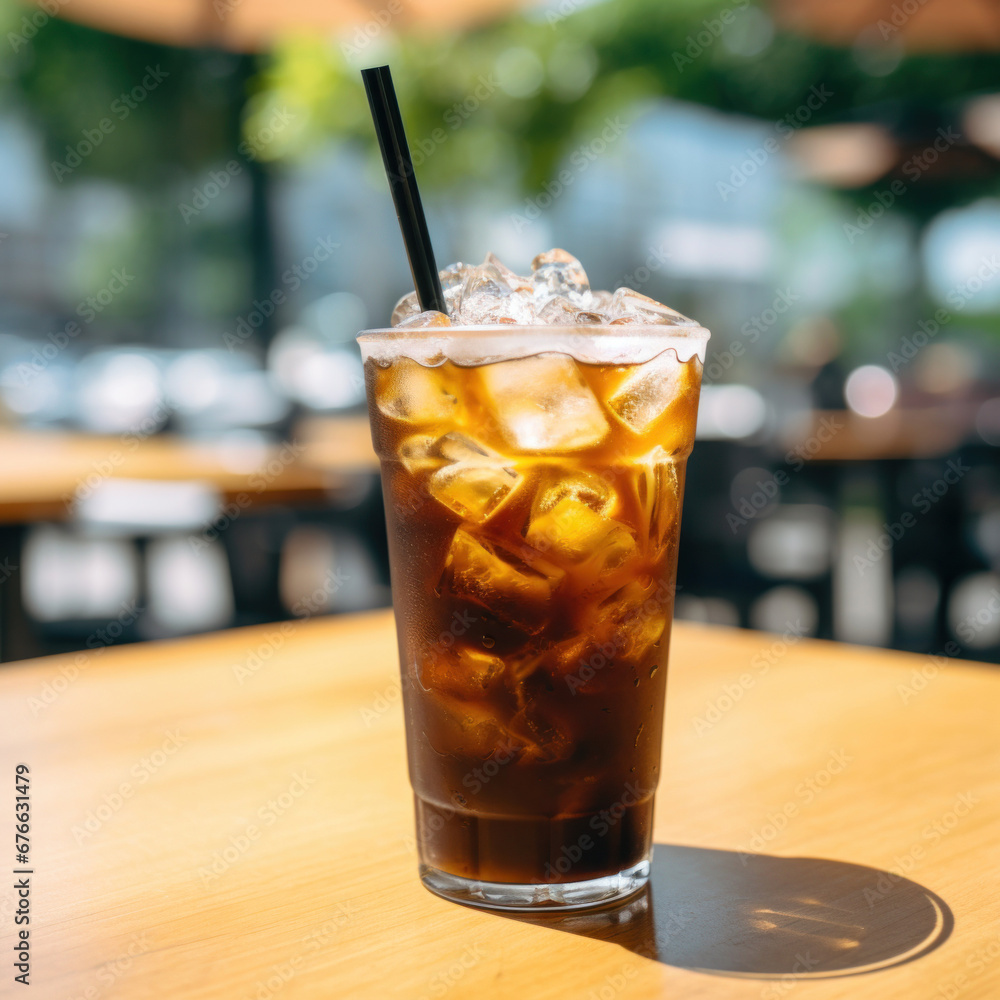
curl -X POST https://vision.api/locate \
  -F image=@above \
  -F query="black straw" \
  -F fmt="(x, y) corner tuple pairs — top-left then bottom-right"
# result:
(362, 65), (448, 315)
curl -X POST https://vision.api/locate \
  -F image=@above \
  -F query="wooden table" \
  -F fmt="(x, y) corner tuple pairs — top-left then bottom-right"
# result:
(0, 429), (343, 523)
(0, 424), (378, 660)
(2, 612), (998, 999)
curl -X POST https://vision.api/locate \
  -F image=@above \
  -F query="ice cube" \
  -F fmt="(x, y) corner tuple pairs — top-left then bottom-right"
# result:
(418, 645), (505, 700)
(607, 287), (697, 326)
(633, 449), (680, 560)
(396, 310), (451, 329)
(526, 497), (637, 582)
(390, 292), (420, 327)
(587, 289), (613, 312)
(426, 432), (520, 523)
(589, 578), (668, 664)
(479, 355), (609, 452)
(459, 260), (536, 325)
(375, 359), (458, 424)
(440, 261), (475, 292)
(397, 433), (442, 475)
(427, 694), (521, 760)
(443, 528), (564, 634)
(536, 296), (580, 324)
(605, 350), (700, 442)
(531, 249), (589, 299)
(509, 704), (572, 763)
(429, 462), (520, 524)
(533, 470), (615, 518)
(391, 263), (471, 326)
(435, 431), (493, 464)
(483, 252), (532, 294)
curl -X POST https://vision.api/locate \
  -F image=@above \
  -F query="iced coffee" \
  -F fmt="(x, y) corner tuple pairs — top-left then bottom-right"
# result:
(359, 250), (707, 909)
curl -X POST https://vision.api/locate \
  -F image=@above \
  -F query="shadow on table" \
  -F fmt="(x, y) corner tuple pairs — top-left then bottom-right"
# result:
(506, 844), (953, 980)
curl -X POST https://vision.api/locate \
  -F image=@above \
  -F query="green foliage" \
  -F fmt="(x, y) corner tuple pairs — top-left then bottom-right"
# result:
(245, 0), (1000, 197)
(0, 12), (245, 181)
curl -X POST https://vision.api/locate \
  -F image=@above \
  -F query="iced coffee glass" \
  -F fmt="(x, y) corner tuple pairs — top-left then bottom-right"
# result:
(359, 252), (707, 910)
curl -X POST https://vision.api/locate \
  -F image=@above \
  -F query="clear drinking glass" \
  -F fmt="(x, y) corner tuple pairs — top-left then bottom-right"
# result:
(359, 322), (708, 910)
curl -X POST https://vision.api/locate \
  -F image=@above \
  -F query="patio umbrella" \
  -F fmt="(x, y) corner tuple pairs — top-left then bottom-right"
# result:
(54, 0), (529, 51)
(770, 0), (1000, 53)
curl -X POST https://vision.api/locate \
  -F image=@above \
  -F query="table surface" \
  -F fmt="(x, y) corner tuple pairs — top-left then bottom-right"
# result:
(2, 611), (998, 999)
(0, 427), (373, 523)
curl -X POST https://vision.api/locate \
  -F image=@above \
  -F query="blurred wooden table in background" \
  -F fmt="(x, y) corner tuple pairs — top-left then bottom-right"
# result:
(0, 428), (369, 523)
(2, 612), (998, 998)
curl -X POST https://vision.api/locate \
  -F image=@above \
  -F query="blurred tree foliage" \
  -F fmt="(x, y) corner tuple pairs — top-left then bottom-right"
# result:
(1, 0), (997, 204)
(0, 4), (246, 180)
(0, 0), (997, 330)
(0, 5), (260, 321)
(245, 0), (1000, 207)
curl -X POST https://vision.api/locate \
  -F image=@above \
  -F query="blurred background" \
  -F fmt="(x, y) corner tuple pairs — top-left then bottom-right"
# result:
(1, 0), (1000, 663)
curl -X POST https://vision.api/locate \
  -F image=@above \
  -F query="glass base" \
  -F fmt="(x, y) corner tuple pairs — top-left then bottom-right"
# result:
(419, 858), (650, 912)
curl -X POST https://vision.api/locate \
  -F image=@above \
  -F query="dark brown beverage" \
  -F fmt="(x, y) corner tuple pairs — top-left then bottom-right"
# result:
(361, 331), (705, 908)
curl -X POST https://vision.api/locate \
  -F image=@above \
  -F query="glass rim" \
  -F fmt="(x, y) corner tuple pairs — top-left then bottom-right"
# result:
(357, 323), (710, 340)
(357, 323), (710, 367)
